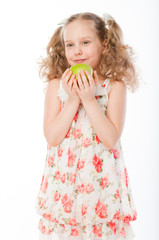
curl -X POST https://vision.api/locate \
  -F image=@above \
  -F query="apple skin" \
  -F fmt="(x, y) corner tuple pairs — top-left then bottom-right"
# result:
(70, 63), (93, 77)
(70, 64), (93, 86)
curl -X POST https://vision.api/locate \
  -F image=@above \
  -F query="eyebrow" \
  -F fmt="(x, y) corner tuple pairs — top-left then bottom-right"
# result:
(64, 36), (93, 43)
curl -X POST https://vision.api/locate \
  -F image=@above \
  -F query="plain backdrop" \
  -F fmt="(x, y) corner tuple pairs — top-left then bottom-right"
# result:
(0, 0), (158, 239)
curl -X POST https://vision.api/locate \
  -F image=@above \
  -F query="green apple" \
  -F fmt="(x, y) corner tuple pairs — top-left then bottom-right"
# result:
(70, 63), (93, 76)
(70, 64), (93, 86)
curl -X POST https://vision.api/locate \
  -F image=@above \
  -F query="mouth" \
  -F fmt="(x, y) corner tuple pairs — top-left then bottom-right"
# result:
(74, 59), (86, 63)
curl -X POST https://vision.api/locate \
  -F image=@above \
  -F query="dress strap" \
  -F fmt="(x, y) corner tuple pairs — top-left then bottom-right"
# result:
(105, 79), (111, 95)
(105, 78), (110, 87)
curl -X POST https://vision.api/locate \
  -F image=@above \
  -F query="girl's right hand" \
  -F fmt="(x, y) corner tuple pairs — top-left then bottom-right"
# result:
(62, 68), (81, 103)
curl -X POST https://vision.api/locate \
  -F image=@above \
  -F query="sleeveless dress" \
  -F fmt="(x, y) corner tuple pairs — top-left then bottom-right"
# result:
(35, 78), (137, 240)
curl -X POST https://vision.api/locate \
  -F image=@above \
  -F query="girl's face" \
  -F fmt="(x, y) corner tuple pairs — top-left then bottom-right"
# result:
(63, 20), (105, 74)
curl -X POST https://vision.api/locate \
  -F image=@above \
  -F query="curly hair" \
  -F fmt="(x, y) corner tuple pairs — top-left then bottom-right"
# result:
(38, 12), (139, 92)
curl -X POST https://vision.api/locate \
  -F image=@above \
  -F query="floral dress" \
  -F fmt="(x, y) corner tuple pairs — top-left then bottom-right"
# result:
(35, 78), (137, 240)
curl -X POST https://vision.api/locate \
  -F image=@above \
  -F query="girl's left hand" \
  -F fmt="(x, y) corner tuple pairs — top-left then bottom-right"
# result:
(73, 70), (98, 103)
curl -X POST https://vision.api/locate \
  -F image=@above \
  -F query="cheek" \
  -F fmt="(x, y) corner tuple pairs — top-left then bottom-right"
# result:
(87, 45), (102, 57)
(65, 49), (69, 59)
(65, 49), (72, 61)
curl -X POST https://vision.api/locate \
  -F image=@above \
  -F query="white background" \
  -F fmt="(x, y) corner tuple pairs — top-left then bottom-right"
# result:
(0, 0), (158, 239)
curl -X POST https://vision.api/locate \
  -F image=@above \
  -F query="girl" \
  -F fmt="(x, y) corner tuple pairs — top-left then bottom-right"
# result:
(35, 12), (138, 240)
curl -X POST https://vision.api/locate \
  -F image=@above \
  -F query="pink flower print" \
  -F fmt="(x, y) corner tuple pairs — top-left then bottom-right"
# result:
(61, 193), (69, 204)
(115, 189), (120, 199)
(55, 171), (61, 180)
(77, 183), (85, 193)
(58, 148), (63, 157)
(69, 173), (76, 184)
(120, 227), (125, 236)
(63, 199), (72, 213)
(68, 148), (75, 167)
(73, 112), (78, 122)
(95, 135), (101, 144)
(95, 199), (107, 219)
(48, 156), (54, 167)
(40, 226), (46, 234)
(93, 225), (102, 238)
(65, 128), (70, 138)
(85, 183), (93, 193)
(110, 149), (120, 159)
(96, 228), (102, 238)
(60, 173), (66, 183)
(73, 128), (81, 139)
(81, 205), (87, 216)
(122, 215), (132, 224)
(51, 217), (59, 223)
(43, 213), (52, 221)
(82, 137), (91, 147)
(38, 220), (43, 229)
(92, 154), (103, 173)
(38, 221), (46, 234)
(46, 229), (52, 235)
(40, 174), (48, 193)
(71, 228), (79, 236)
(113, 211), (120, 220)
(61, 194), (72, 213)
(107, 221), (116, 234)
(124, 167), (129, 188)
(68, 218), (77, 226)
(61, 223), (65, 229)
(54, 192), (61, 201)
(93, 225), (97, 235)
(77, 160), (85, 170)
(40, 199), (46, 208)
(132, 210), (137, 220)
(100, 177), (109, 189)
(95, 96), (100, 99)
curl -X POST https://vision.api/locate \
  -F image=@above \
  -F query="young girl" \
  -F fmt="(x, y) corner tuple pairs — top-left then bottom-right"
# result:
(35, 12), (138, 240)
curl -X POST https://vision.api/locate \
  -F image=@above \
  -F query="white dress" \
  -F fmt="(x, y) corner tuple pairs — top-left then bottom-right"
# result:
(35, 78), (137, 240)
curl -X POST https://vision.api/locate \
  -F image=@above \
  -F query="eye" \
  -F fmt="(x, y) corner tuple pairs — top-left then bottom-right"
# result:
(66, 43), (74, 48)
(82, 41), (89, 45)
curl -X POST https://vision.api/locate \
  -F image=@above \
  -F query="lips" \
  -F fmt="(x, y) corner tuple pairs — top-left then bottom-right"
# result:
(74, 59), (86, 63)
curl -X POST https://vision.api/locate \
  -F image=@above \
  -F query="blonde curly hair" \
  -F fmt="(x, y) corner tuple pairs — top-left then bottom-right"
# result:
(38, 12), (139, 92)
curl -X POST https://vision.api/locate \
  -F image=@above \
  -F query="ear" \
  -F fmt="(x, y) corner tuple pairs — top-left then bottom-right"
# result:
(102, 39), (107, 54)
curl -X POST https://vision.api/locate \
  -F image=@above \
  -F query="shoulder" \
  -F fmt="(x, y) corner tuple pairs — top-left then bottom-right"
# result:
(43, 78), (61, 116)
(108, 79), (126, 99)
(106, 79), (127, 142)
(47, 78), (61, 88)
(45, 78), (61, 93)
(44, 78), (61, 102)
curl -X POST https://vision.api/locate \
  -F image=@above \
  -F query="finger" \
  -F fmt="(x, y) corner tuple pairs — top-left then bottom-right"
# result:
(85, 70), (94, 87)
(80, 70), (89, 87)
(62, 68), (70, 78)
(62, 69), (71, 86)
(68, 74), (75, 88)
(93, 70), (98, 79)
(73, 79), (79, 93)
(65, 70), (73, 85)
(93, 71), (99, 86)
(77, 73), (83, 90)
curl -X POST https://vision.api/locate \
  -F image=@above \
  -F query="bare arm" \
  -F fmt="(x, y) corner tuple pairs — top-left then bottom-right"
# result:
(82, 80), (127, 149)
(43, 79), (80, 147)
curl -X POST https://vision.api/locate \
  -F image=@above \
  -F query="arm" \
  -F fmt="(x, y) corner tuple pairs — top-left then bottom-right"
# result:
(82, 80), (127, 149)
(43, 79), (80, 147)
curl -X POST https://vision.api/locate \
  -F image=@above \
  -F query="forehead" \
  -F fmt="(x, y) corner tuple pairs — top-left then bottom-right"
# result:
(63, 19), (97, 41)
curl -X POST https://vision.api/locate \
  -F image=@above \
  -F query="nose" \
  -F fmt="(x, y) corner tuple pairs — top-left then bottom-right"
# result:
(74, 44), (82, 55)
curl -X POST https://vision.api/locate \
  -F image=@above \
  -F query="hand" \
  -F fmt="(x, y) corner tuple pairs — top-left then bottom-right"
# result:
(62, 68), (81, 103)
(73, 70), (98, 103)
